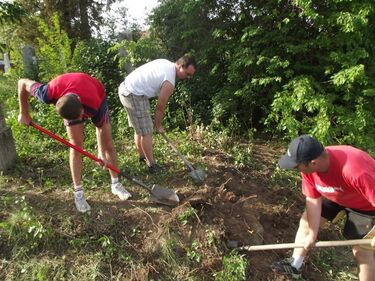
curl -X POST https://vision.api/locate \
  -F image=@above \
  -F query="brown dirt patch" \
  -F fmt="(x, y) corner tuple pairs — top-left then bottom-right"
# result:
(0, 141), (355, 281)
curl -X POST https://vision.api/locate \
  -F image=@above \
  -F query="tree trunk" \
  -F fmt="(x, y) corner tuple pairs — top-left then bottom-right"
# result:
(79, 0), (91, 39)
(0, 104), (16, 171)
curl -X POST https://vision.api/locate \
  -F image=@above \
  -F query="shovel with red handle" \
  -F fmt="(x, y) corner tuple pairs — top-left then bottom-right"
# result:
(30, 122), (179, 206)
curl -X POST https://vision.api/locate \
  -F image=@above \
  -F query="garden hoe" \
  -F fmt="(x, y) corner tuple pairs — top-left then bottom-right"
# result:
(160, 132), (206, 184)
(30, 122), (179, 206)
(239, 224), (375, 251)
(238, 238), (374, 251)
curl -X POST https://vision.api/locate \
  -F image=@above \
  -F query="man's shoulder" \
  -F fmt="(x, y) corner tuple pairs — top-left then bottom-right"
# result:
(328, 145), (375, 172)
(150, 59), (174, 67)
(153, 58), (172, 63)
(326, 145), (366, 155)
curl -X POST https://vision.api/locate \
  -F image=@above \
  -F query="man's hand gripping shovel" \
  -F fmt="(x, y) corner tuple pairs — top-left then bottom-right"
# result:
(30, 122), (179, 206)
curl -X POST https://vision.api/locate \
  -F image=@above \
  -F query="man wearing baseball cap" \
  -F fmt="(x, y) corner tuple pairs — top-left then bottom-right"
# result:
(272, 135), (375, 280)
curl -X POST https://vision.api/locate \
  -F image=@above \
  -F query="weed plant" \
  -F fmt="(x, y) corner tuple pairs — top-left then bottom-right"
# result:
(213, 251), (247, 281)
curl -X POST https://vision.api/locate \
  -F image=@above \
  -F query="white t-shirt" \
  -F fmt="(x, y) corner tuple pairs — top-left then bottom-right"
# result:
(120, 59), (176, 98)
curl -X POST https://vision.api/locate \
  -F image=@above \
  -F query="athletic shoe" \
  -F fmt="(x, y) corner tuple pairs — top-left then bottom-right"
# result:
(271, 258), (302, 279)
(111, 182), (132, 200)
(139, 155), (146, 163)
(148, 163), (164, 174)
(74, 192), (91, 213)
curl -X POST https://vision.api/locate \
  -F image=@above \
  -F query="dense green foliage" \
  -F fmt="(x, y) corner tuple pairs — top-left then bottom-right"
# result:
(71, 39), (124, 117)
(36, 13), (72, 81)
(148, 0), (375, 151)
(3, 0), (375, 151)
(0, 1), (25, 24)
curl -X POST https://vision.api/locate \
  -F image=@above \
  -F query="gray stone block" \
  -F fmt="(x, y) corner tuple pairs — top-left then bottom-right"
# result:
(0, 104), (17, 171)
(0, 127), (16, 171)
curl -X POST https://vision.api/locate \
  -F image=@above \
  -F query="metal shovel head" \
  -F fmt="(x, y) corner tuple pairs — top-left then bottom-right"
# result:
(149, 184), (180, 206)
(189, 169), (206, 184)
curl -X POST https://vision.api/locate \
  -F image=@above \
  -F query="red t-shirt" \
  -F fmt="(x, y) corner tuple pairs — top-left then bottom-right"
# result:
(34, 73), (106, 118)
(48, 73), (106, 111)
(302, 145), (375, 211)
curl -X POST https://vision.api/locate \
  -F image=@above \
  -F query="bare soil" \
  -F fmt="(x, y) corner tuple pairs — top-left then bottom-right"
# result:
(0, 140), (356, 281)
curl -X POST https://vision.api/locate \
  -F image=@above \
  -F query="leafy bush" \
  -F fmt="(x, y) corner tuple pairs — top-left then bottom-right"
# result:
(71, 39), (124, 121)
(111, 35), (167, 68)
(150, 0), (375, 151)
(36, 12), (72, 81)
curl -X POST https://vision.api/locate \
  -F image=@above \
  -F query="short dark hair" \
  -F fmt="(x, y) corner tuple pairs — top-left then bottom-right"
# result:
(56, 94), (83, 120)
(176, 54), (197, 69)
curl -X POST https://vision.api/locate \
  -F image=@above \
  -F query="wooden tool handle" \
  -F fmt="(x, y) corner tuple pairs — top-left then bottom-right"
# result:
(160, 132), (195, 171)
(240, 239), (373, 251)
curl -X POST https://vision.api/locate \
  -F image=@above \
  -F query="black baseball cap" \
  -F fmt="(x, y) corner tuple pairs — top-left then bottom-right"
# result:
(278, 135), (324, 169)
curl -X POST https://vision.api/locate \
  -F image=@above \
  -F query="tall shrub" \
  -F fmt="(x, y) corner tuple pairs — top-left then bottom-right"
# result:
(35, 12), (72, 81)
(71, 39), (124, 122)
(264, 0), (375, 150)
(150, 0), (375, 151)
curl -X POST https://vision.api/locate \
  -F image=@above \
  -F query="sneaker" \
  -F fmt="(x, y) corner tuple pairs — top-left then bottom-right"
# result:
(148, 163), (164, 174)
(139, 155), (146, 163)
(74, 192), (91, 213)
(111, 182), (132, 200)
(271, 258), (302, 279)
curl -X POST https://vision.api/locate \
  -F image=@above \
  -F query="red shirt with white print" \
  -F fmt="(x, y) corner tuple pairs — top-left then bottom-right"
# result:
(302, 145), (375, 211)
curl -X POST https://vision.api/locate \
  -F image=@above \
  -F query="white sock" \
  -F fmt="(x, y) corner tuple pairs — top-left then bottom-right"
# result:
(111, 178), (119, 186)
(74, 186), (84, 199)
(291, 255), (304, 270)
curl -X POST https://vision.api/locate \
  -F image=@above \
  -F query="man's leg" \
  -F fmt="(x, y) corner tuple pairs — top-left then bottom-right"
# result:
(96, 122), (118, 179)
(352, 246), (375, 281)
(136, 133), (154, 166)
(66, 123), (91, 212)
(119, 93), (155, 167)
(134, 133), (145, 161)
(66, 123), (85, 187)
(97, 122), (131, 200)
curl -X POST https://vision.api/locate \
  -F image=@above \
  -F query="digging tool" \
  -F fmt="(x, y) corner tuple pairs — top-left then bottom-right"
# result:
(362, 225), (375, 250)
(160, 132), (206, 184)
(30, 122), (179, 206)
(238, 239), (374, 251)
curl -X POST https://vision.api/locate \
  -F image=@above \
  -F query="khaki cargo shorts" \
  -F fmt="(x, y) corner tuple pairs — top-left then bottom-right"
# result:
(119, 90), (153, 135)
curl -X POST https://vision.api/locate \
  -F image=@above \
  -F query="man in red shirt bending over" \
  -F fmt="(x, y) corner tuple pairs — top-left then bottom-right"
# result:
(273, 135), (375, 280)
(18, 73), (131, 213)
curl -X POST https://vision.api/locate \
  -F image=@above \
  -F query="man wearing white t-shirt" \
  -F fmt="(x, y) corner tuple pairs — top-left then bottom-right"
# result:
(118, 55), (196, 173)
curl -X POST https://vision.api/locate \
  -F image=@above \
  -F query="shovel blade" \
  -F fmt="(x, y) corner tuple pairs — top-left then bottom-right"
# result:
(189, 169), (206, 184)
(150, 184), (180, 206)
